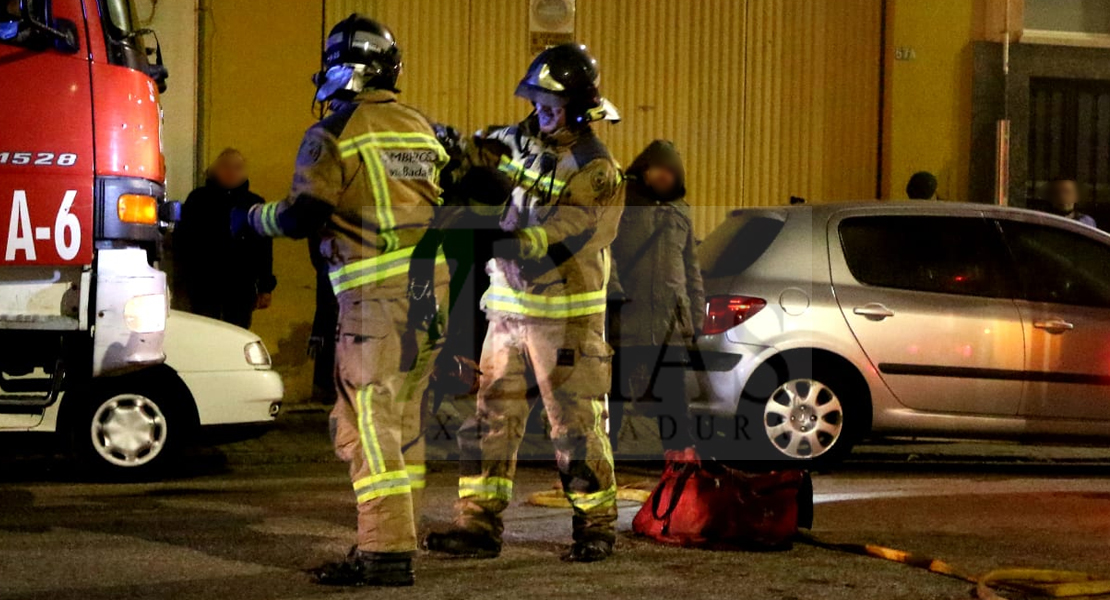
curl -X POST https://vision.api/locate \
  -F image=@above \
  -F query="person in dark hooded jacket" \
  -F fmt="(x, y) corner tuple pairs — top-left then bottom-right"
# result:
(175, 148), (277, 329)
(609, 140), (704, 452)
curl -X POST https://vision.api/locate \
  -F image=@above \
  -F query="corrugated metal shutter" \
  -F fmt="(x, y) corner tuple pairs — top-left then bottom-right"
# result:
(323, 0), (882, 235)
(576, 0), (747, 237)
(743, 0), (882, 211)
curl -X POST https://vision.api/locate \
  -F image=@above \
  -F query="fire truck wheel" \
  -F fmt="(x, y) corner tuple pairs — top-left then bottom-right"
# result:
(69, 369), (195, 480)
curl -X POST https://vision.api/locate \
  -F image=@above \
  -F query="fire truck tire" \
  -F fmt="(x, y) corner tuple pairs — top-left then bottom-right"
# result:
(67, 367), (196, 480)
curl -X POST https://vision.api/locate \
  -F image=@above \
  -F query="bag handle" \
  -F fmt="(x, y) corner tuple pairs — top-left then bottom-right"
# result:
(651, 465), (696, 521)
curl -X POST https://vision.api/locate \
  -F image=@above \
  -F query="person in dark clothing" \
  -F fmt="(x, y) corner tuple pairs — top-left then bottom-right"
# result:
(176, 148), (277, 329)
(609, 140), (704, 452)
(906, 171), (938, 200)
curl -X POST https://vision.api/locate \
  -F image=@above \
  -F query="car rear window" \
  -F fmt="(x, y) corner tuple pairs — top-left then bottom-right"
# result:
(698, 214), (786, 278)
(839, 216), (1011, 298)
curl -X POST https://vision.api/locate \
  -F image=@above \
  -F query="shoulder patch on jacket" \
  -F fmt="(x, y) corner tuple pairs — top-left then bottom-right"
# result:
(569, 130), (612, 168)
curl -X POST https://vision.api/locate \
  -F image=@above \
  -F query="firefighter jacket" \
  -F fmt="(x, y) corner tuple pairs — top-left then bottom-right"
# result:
(456, 116), (624, 320)
(246, 89), (448, 300)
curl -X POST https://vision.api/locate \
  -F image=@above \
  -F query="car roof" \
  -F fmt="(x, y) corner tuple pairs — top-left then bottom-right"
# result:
(721, 201), (1110, 242)
(728, 201), (1082, 225)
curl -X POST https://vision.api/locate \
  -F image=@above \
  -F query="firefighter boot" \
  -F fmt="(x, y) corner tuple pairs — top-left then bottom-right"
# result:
(561, 538), (614, 563)
(421, 529), (502, 559)
(309, 547), (415, 587)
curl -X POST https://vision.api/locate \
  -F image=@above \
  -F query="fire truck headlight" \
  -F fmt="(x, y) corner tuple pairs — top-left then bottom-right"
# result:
(124, 294), (167, 333)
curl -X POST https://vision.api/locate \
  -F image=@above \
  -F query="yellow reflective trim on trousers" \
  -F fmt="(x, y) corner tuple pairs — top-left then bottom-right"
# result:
(459, 475), (514, 501)
(406, 464), (426, 490)
(483, 285), (607, 318)
(566, 485), (617, 512)
(355, 387), (384, 475)
(593, 397), (615, 472)
(353, 469), (409, 490)
(354, 470), (412, 503)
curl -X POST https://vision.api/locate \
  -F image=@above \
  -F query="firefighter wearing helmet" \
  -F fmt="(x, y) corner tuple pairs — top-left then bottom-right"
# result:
(424, 43), (625, 563)
(235, 14), (449, 586)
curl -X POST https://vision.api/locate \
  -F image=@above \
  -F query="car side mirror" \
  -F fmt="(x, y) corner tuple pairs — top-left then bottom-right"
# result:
(134, 28), (169, 93)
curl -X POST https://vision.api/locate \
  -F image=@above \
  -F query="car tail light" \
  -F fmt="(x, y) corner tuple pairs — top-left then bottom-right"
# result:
(703, 295), (766, 335)
(118, 194), (159, 225)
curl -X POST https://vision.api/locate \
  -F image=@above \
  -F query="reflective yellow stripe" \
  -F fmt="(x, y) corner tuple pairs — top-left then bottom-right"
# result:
(340, 132), (448, 161)
(354, 470), (412, 503)
(355, 145), (400, 253)
(259, 203), (281, 237)
(520, 226), (548, 260)
(406, 464), (426, 490)
(483, 285), (607, 319)
(340, 131), (448, 253)
(566, 485), (617, 511)
(329, 248), (446, 295)
(355, 387), (384, 475)
(459, 475), (514, 502)
(497, 156), (567, 196)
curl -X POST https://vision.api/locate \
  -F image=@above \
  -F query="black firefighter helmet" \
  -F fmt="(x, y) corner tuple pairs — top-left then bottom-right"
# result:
(314, 14), (402, 102)
(515, 43), (620, 124)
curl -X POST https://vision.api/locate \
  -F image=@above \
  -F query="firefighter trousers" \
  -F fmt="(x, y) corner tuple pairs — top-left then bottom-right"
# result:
(455, 313), (617, 544)
(329, 289), (445, 554)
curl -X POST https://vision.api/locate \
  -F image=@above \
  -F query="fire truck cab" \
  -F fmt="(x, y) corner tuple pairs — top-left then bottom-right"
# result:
(0, 0), (175, 446)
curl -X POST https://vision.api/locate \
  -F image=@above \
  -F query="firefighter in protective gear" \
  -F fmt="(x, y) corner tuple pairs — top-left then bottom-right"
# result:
(237, 15), (448, 587)
(423, 43), (624, 563)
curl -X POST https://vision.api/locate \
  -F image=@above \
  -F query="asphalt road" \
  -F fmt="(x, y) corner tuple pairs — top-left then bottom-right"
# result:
(2, 412), (1110, 600)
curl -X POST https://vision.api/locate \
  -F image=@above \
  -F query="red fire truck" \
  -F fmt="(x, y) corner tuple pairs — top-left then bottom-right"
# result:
(0, 0), (177, 465)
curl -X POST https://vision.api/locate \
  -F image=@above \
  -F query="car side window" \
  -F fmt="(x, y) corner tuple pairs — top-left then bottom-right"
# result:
(999, 221), (1110, 308)
(839, 216), (1011, 298)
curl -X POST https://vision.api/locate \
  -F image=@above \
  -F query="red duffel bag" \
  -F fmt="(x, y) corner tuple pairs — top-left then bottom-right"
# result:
(632, 447), (806, 550)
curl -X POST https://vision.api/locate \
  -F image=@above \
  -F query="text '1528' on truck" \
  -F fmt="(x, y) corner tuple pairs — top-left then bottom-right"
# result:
(0, 0), (178, 447)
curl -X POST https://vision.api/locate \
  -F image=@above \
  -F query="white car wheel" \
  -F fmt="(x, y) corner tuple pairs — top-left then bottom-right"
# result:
(90, 393), (169, 468)
(763, 378), (845, 459)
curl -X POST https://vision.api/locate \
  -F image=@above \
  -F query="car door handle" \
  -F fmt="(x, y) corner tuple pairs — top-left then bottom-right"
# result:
(853, 303), (895, 321)
(1033, 319), (1074, 334)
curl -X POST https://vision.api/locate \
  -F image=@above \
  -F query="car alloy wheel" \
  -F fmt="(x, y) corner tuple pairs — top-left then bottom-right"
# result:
(763, 379), (844, 459)
(90, 393), (168, 468)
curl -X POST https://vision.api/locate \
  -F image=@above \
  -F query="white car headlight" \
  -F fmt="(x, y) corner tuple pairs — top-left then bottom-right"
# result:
(123, 294), (167, 333)
(244, 341), (271, 367)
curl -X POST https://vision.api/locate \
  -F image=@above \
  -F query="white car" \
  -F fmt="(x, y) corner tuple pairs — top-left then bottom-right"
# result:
(0, 310), (283, 477)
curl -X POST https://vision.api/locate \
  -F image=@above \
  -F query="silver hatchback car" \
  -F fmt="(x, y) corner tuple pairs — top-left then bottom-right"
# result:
(688, 202), (1110, 463)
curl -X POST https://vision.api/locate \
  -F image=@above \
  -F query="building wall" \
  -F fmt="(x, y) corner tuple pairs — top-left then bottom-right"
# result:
(198, 0), (323, 404)
(884, 0), (976, 201)
(327, 0), (883, 232)
(198, 0), (884, 402)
